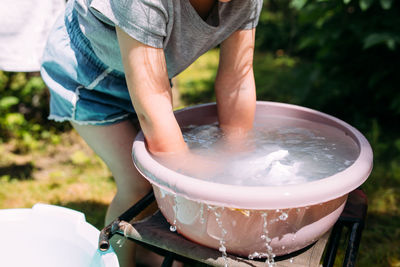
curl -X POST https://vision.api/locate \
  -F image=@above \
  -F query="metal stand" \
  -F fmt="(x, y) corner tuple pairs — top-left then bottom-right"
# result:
(99, 189), (368, 267)
(323, 189), (368, 267)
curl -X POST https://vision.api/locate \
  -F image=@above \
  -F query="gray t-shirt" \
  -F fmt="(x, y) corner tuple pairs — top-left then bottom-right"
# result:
(74, 0), (262, 78)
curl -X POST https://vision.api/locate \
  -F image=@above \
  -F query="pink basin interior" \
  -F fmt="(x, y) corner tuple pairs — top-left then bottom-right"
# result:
(132, 101), (373, 257)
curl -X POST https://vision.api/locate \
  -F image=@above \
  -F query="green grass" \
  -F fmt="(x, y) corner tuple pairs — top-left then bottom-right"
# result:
(0, 131), (115, 229)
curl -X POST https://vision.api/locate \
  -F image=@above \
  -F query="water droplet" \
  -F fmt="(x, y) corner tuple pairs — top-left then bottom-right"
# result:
(266, 258), (275, 267)
(279, 212), (288, 221)
(213, 207), (228, 266)
(248, 251), (259, 260)
(170, 194), (178, 232)
(116, 237), (127, 247)
(259, 211), (275, 265)
(199, 203), (205, 224)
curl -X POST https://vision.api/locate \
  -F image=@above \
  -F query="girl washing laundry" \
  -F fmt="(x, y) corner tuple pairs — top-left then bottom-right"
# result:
(40, 0), (263, 266)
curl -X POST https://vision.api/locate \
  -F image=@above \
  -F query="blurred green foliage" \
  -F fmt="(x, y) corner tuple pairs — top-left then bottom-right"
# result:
(255, 0), (400, 133)
(0, 71), (70, 151)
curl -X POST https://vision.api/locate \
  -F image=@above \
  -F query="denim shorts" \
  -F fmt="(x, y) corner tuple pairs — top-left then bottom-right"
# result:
(40, 2), (135, 125)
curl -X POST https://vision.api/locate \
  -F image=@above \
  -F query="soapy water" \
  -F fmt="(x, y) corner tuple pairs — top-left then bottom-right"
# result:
(176, 115), (359, 186)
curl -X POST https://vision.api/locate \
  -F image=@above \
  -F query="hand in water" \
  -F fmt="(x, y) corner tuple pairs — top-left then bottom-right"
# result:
(152, 124), (255, 180)
(153, 149), (225, 180)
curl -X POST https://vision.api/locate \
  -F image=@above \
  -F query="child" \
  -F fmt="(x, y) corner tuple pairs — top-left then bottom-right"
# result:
(40, 0), (262, 266)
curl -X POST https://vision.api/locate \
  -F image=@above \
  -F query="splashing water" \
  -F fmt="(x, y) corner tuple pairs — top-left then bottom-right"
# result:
(248, 212), (275, 266)
(208, 205), (228, 267)
(261, 212), (275, 266)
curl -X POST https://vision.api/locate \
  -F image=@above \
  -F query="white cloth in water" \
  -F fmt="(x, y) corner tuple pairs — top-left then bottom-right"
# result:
(0, 0), (65, 72)
(229, 149), (307, 186)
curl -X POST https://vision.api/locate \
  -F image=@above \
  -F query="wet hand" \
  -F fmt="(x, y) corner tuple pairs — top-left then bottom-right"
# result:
(152, 149), (225, 180)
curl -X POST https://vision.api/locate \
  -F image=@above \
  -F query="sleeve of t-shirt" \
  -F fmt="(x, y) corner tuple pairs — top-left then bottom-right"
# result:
(239, 0), (263, 30)
(89, 0), (169, 48)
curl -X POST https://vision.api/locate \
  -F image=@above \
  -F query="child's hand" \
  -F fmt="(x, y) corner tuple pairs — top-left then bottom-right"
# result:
(152, 149), (225, 180)
(218, 125), (255, 154)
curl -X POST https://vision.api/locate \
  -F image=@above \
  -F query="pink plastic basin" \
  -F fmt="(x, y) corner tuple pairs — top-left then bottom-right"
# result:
(132, 101), (373, 257)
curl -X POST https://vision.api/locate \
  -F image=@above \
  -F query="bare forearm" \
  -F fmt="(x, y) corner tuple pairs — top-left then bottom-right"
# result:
(215, 28), (257, 138)
(133, 92), (187, 153)
(116, 27), (187, 154)
(215, 68), (256, 134)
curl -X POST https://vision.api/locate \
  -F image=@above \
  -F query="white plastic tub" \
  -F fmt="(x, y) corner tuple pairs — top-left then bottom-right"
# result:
(0, 203), (119, 267)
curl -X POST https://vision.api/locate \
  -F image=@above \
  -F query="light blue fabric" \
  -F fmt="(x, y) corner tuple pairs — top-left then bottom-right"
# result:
(41, 1), (135, 125)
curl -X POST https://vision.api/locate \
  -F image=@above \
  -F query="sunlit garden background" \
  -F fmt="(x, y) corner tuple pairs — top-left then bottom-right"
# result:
(0, 0), (399, 266)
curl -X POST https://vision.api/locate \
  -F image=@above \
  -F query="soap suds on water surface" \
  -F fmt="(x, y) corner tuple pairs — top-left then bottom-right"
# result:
(158, 115), (359, 186)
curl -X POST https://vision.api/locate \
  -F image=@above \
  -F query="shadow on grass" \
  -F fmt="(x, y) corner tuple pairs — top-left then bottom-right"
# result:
(56, 200), (109, 230)
(0, 162), (35, 180)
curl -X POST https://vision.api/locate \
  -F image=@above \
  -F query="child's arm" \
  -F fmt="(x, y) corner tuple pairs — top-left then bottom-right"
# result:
(215, 28), (257, 141)
(116, 27), (187, 154)
(117, 27), (219, 176)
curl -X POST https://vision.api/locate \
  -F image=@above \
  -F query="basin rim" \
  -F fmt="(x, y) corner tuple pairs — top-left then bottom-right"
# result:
(132, 101), (373, 210)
